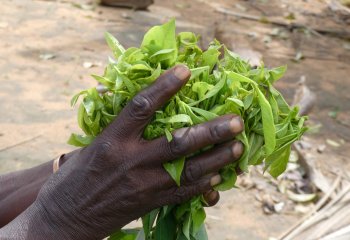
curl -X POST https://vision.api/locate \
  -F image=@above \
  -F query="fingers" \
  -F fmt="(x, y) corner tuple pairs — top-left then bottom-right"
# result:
(108, 65), (191, 139)
(166, 174), (222, 205)
(158, 141), (243, 188)
(181, 141), (243, 184)
(147, 114), (244, 164)
(203, 190), (220, 207)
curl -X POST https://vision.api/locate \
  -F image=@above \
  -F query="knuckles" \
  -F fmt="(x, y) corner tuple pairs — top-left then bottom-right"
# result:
(173, 187), (190, 205)
(208, 124), (225, 142)
(85, 140), (127, 169)
(91, 141), (114, 160)
(183, 161), (202, 183)
(172, 186), (196, 205)
(128, 93), (154, 120)
(168, 128), (193, 157)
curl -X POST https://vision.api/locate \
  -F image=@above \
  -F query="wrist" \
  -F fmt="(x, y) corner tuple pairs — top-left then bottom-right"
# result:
(35, 151), (118, 239)
(28, 201), (78, 239)
(26, 200), (91, 239)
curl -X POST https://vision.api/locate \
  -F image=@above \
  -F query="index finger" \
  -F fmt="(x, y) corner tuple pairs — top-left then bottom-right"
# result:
(108, 65), (191, 138)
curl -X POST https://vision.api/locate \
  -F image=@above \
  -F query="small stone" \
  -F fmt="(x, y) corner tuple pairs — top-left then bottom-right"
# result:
(274, 202), (285, 213)
(39, 53), (55, 60)
(317, 144), (326, 153)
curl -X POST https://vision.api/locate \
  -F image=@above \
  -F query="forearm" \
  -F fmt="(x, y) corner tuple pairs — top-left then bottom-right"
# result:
(0, 202), (76, 240)
(0, 198), (118, 240)
(0, 159), (113, 240)
(0, 203), (45, 239)
(0, 150), (79, 227)
(0, 160), (53, 227)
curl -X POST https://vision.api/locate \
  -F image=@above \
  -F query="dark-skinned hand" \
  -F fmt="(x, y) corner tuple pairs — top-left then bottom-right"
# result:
(1, 65), (243, 240)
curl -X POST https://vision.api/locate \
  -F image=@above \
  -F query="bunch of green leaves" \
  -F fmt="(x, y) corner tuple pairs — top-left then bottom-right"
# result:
(68, 19), (307, 240)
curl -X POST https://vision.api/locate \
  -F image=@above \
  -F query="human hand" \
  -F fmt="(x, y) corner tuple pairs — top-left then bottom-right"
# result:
(31, 65), (244, 239)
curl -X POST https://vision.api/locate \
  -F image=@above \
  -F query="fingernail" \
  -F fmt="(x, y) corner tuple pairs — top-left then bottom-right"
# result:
(174, 65), (191, 81)
(210, 174), (222, 187)
(232, 141), (244, 159)
(203, 190), (220, 206)
(204, 190), (214, 198)
(204, 190), (218, 201)
(229, 116), (243, 134)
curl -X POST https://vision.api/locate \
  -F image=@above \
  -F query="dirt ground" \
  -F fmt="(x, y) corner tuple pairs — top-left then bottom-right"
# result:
(0, 0), (349, 239)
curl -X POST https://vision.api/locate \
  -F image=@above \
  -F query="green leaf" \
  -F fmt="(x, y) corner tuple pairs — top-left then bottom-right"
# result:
(237, 131), (250, 172)
(118, 73), (137, 95)
(108, 229), (138, 240)
(163, 157), (185, 186)
(92, 74), (115, 88)
(129, 63), (152, 73)
(269, 94), (279, 124)
(177, 32), (198, 46)
(247, 133), (264, 165)
(165, 128), (173, 142)
(105, 32), (125, 58)
(155, 208), (176, 240)
(175, 202), (191, 220)
(160, 205), (174, 219)
(190, 107), (218, 121)
(203, 74), (226, 99)
(77, 104), (90, 135)
(201, 48), (220, 72)
(141, 18), (177, 67)
(256, 87), (276, 155)
(70, 90), (86, 107)
(226, 97), (244, 108)
(191, 207), (206, 234)
(178, 100), (204, 125)
(266, 144), (291, 178)
(275, 132), (299, 149)
(150, 49), (176, 62)
(215, 166), (237, 191)
(156, 114), (193, 125)
(276, 123), (289, 139)
(270, 86), (290, 114)
(82, 110), (101, 136)
(243, 92), (254, 110)
(67, 133), (95, 147)
(193, 224), (208, 240)
(136, 63), (162, 84)
(268, 65), (287, 83)
(104, 63), (117, 81)
(142, 209), (159, 239)
(188, 74), (226, 106)
(190, 67), (209, 81)
(182, 213), (191, 239)
(192, 82), (214, 99)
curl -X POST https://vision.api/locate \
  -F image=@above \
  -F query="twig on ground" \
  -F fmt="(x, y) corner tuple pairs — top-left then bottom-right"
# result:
(283, 200), (349, 240)
(280, 183), (350, 239)
(309, 207), (350, 239)
(321, 224), (350, 240)
(215, 7), (350, 39)
(277, 175), (342, 239)
(0, 135), (42, 153)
